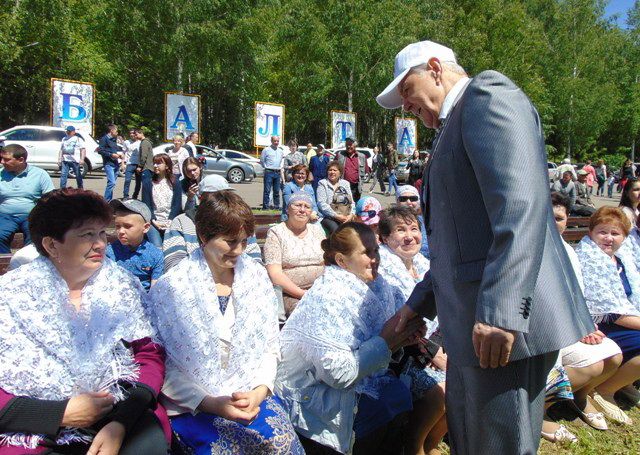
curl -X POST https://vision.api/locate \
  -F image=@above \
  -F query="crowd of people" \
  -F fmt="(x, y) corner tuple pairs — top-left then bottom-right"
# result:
(2, 38), (640, 455)
(2, 136), (640, 454)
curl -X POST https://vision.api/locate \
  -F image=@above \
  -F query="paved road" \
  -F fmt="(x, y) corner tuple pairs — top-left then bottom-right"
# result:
(63, 170), (618, 211)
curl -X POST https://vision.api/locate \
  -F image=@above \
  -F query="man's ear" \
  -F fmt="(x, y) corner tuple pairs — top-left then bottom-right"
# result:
(427, 57), (443, 82)
(142, 222), (151, 234)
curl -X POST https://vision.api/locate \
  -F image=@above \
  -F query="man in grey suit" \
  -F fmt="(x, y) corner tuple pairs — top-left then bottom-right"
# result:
(376, 41), (594, 454)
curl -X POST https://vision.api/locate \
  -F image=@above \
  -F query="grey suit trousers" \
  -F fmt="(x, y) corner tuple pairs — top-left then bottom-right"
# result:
(445, 351), (557, 455)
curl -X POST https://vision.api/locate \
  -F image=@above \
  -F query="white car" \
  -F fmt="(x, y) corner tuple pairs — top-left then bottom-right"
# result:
(0, 125), (103, 177)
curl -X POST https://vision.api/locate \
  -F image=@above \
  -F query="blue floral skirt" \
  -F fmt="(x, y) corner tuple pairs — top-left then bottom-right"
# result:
(171, 395), (304, 455)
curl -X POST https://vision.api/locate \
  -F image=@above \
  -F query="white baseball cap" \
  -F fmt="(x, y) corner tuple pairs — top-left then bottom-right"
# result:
(376, 40), (457, 109)
(198, 174), (235, 195)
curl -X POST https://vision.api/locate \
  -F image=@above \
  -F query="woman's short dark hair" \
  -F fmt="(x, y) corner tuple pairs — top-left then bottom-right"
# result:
(619, 177), (639, 210)
(550, 191), (571, 217)
(327, 161), (342, 173)
(321, 221), (378, 266)
(195, 190), (255, 243)
(29, 188), (112, 257)
(378, 205), (420, 243)
(291, 164), (312, 183)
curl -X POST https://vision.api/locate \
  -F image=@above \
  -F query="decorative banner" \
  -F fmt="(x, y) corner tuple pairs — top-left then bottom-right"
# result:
(331, 110), (357, 150)
(395, 117), (418, 156)
(254, 102), (285, 147)
(50, 78), (95, 136)
(165, 92), (201, 141)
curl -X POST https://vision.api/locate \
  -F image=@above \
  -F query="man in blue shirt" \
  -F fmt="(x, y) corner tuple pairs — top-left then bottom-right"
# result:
(97, 123), (121, 201)
(0, 144), (54, 253)
(107, 198), (163, 290)
(309, 144), (330, 195)
(260, 135), (284, 210)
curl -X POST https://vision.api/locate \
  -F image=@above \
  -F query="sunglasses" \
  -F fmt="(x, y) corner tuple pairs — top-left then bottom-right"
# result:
(398, 196), (419, 202)
(360, 210), (378, 218)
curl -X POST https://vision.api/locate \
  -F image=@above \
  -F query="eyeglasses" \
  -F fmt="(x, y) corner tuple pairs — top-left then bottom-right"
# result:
(360, 210), (378, 218)
(398, 196), (419, 202)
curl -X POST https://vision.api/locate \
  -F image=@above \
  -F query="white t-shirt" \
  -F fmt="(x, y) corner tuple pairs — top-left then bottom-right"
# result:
(166, 147), (190, 176)
(60, 135), (85, 163)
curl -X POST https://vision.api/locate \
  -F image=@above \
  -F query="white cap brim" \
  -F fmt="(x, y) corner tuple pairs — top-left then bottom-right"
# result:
(376, 68), (411, 109)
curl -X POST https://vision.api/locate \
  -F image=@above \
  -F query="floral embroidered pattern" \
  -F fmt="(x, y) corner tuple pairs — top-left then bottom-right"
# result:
(0, 257), (153, 447)
(575, 236), (640, 318)
(378, 244), (438, 336)
(280, 265), (404, 399)
(148, 249), (280, 397)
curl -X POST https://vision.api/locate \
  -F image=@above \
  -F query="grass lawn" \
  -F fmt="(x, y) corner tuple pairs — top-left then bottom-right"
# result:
(438, 407), (640, 454)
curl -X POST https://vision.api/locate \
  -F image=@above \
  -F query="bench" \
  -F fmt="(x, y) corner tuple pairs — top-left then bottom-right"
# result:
(567, 216), (590, 228)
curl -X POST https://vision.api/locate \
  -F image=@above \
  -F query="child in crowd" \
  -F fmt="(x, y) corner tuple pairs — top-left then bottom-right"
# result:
(107, 198), (163, 290)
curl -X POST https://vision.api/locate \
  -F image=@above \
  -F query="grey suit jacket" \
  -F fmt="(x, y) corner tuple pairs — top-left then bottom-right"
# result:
(407, 71), (593, 367)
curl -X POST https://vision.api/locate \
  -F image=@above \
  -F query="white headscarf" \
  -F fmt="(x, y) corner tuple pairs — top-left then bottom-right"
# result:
(575, 235), (640, 320)
(280, 265), (404, 398)
(0, 257), (152, 448)
(148, 249), (279, 397)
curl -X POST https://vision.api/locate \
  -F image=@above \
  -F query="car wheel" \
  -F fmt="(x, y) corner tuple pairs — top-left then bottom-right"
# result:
(68, 162), (88, 178)
(227, 167), (244, 184)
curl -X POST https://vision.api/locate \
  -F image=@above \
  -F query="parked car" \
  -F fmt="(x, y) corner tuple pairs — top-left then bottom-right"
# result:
(217, 149), (263, 177)
(152, 143), (255, 183)
(0, 125), (103, 177)
(394, 156), (411, 183)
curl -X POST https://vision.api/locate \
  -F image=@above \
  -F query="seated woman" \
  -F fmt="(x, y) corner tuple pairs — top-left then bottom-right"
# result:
(396, 185), (430, 259)
(276, 222), (425, 454)
(550, 192), (622, 434)
(282, 164), (320, 222)
(148, 191), (303, 454)
(0, 188), (168, 455)
(317, 161), (356, 234)
(576, 206), (640, 425)
(264, 193), (326, 318)
(176, 156), (204, 215)
(376, 206), (445, 455)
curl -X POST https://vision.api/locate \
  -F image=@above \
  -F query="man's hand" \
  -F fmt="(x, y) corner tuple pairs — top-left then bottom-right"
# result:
(61, 392), (114, 428)
(86, 421), (125, 455)
(110, 153), (120, 159)
(393, 304), (419, 333)
(472, 322), (516, 368)
(380, 312), (425, 352)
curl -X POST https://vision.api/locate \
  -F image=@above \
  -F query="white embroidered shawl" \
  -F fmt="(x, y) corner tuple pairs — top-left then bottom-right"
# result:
(0, 257), (153, 447)
(377, 244), (437, 336)
(280, 265), (404, 398)
(575, 236), (640, 319)
(148, 249), (279, 397)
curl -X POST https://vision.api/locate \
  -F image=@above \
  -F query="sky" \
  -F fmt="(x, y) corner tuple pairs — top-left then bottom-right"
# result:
(604, 0), (635, 27)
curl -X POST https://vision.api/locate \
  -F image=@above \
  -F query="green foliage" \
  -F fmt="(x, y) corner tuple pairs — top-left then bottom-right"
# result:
(0, 0), (638, 161)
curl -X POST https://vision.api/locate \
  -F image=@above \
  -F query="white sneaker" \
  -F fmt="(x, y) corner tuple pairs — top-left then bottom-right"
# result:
(591, 392), (633, 425)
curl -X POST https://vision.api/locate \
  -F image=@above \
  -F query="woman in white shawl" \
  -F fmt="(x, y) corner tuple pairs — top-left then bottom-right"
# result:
(276, 222), (426, 454)
(576, 206), (640, 425)
(148, 190), (303, 454)
(0, 189), (169, 455)
(376, 206), (446, 455)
